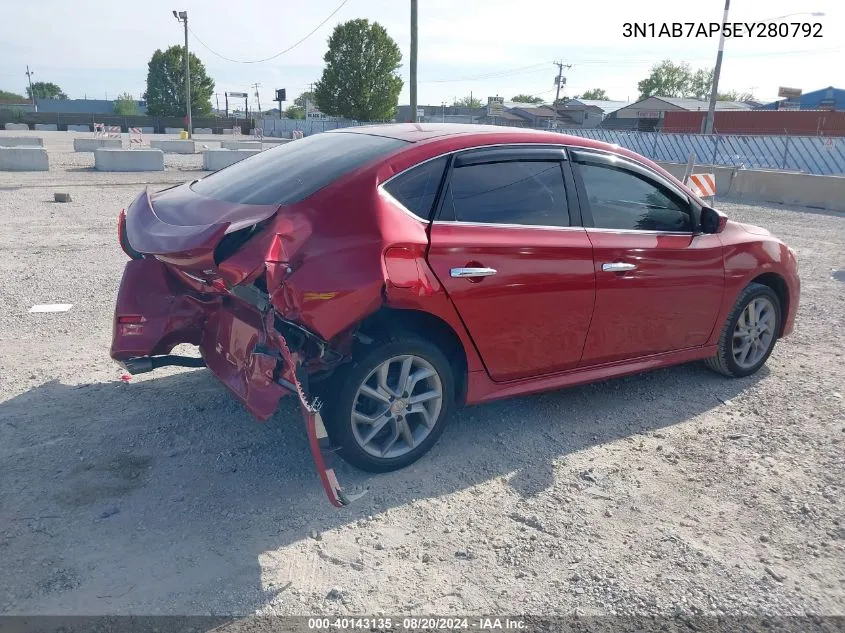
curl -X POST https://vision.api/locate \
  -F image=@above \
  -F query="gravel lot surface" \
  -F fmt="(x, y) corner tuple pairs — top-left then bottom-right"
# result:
(0, 132), (843, 619)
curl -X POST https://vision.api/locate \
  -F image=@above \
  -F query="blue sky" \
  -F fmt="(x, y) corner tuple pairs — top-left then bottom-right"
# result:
(1, 0), (842, 108)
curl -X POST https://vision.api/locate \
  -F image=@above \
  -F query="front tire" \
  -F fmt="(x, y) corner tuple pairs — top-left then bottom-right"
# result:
(319, 334), (455, 473)
(705, 282), (781, 377)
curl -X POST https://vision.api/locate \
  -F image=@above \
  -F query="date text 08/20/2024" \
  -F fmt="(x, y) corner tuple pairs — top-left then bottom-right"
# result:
(623, 22), (822, 38)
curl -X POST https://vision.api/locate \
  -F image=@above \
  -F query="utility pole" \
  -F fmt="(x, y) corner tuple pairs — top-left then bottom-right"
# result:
(553, 60), (572, 105)
(410, 0), (418, 122)
(173, 10), (192, 138)
(704, 0), (730, 134)
(252, 82), (262, 112)
(25, 65), (36, 111)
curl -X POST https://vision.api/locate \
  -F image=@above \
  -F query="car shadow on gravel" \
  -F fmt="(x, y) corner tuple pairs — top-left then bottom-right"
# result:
(0, 361), (765, 614)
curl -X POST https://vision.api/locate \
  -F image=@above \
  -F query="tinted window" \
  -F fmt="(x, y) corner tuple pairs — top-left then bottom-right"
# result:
(442, 161), (569, 226)
(192, 132), (406, 206)
(383, 156), (448, 219)
(577, 163), (692, 231)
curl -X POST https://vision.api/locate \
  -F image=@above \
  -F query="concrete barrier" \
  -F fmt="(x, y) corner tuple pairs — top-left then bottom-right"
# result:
(221, 140), (262, 150)
(140, 127), (155, 134)
(150, 139), (199, 154)
(74, 138), (123, 151)
(0, 136), (44, 147)
(4, 123), (29, 131)
(0, 147), (49, 171)
(67, 124), (91, 132)
(193, 127), (213, 135)
(164, 127), (184, 135)
(222, 128), (243, 135)
(34, 123), (58, 131)
(657, 161), (845, 213)
(203, 148), (260, 171)
(94, 148), (164, 172)
(261, 138), (293, 145)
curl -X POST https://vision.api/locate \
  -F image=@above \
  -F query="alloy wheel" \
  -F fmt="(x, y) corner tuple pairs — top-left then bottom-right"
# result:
(731, 297), (776, 369)
(350, 355), (443, 459)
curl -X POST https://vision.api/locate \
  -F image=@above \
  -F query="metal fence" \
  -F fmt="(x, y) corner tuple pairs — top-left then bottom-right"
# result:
(556, 129), (845, 176)
(260, 118), (845, 175)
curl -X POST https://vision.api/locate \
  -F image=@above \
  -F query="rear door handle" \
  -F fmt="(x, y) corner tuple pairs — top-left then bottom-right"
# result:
(601, 262), (637, 272)
(451, 267), (497, 278)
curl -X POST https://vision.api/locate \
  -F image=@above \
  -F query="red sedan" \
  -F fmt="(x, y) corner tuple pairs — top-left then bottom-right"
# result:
(111, 124), (800, 505)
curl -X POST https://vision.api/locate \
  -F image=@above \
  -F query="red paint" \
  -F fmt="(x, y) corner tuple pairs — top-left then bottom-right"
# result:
(111, 124), (800, 504)
(663, 109), (845, 136)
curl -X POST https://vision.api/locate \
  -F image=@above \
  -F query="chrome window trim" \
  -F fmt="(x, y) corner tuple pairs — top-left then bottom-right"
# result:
(432, 220), (584, 232)
(585, 227), (694, 236)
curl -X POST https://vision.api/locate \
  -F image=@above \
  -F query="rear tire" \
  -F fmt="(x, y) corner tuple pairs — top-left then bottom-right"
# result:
(705, 282), (781, 378)
(318, 334), (455, 473)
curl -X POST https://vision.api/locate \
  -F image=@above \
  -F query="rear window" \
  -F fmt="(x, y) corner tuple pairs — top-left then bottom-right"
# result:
(191, 132), (406, 205)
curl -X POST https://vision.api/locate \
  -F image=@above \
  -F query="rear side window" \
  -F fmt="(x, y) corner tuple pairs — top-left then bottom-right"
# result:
(441, 161), (570, 226)
(382, 157), (448, 219)
(192, 132), (406, 206)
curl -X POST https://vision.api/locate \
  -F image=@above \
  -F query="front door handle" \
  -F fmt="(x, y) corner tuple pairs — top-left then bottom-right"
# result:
(601, 262), (637, 272)
(451, 267), (497, 278)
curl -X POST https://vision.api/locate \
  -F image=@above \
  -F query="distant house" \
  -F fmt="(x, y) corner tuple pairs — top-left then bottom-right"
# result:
(506, 105), (559, 128)
(608, 96), (752, 130)
(34, 98), (147, 115)
(558, 99), (628, 128)
(757, 86), (845, 111)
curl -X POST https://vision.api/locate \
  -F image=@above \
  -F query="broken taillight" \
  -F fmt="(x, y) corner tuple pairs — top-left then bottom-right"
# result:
(118, 209), (144, 260)
(117, 314), (146, 336)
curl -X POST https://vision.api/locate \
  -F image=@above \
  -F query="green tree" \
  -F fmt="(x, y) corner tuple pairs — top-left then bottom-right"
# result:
(26, 81), (67, 100)
(717, 89), (755, 102)
(314, 19), (403, 120)
(285, 105), (305, 119)
(578, 88), (610, 100)
(113, 92), (139, 115)
(510, 94), (544, 104)
(637, 60), (694, 99)
(689, 68), (714, 100)
(294, 91), (315, 108)
(0, 89), (26, 101)
(143, 45), (214, 117)
(453, 94), (482, 107)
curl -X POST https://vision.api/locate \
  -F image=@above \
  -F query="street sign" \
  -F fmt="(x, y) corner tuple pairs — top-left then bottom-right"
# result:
(823, 137), (836, 151)
(227, 92), (248, 98)
(487, 96), (504, 117)
(416, 107), (425, 118)
(305, 99), (337, 121)
(275, 88), (287, 102)
(637, 110), (661, 118)
(777, 86), (802, 99)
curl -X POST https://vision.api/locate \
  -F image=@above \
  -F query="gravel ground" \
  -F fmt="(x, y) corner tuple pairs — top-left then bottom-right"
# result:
(0, 133), (843, 619)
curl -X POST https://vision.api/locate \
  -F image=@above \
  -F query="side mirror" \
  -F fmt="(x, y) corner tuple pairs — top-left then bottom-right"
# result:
(700, 205), (728, 234)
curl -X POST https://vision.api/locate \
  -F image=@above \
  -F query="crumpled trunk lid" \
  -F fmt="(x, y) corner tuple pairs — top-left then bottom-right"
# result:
(123, 184), (279, 278)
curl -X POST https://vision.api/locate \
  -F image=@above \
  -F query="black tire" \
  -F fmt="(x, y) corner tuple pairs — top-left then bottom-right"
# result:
(318, 334), (456, 473)
(704, 282), (781, 378)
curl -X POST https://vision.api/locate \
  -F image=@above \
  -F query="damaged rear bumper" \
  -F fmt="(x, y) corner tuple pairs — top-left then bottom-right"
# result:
(110, 258), (361, 507)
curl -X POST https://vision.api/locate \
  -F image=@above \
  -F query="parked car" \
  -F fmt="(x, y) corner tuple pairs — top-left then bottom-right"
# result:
(111, 124), (800, 505)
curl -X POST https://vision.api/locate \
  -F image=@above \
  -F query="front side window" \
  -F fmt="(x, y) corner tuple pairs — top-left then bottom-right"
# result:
(382, 157), (448, 219)
(442, 161), (569, 227)
(577, 162), (692, 232)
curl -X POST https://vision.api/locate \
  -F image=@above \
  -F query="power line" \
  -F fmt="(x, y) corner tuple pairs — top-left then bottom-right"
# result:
(188, 0), (349, 64)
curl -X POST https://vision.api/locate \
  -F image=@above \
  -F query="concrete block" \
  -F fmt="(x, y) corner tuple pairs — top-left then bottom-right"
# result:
(0, 136), (44, 147)
(222, 128), (243, 135)
(34, 123), (58, 131)
(140, 127), (155, 134)
(67, 124), (91, 132)
(94, 148), (164, 172)
(221, 140), (262, 150)
(0, 147), (49, 171)
(4, 123), (29, 131)
(73, 138), (122, 151)
(164, 127), (184, 135)
(149, 139), (199, 154)
(203, 148), (260, 171)
(193, 127), (213, 134)
(261, 138), (293, 146)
